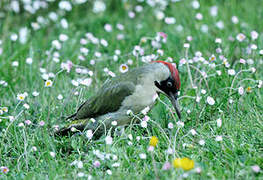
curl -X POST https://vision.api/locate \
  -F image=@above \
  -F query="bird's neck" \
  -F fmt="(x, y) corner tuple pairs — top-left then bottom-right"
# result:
(145, 63), (170, 83)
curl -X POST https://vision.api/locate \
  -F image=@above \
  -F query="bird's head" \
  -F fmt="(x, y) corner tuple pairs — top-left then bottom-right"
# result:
(153, 61), (181, 119)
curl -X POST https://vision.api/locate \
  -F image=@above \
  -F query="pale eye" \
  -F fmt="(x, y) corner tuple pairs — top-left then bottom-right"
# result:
(167, 81), (173, 87)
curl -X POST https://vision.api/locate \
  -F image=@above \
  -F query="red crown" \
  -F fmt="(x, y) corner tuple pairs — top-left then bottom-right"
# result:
(153, 61), (181, 90)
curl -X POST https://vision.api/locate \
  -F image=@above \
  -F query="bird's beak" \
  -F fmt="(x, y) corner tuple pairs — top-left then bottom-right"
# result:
(168, 92), (181, 119)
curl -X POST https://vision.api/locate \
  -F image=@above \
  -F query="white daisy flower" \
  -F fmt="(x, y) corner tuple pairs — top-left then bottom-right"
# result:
(26, 57), (33, 64)
(50, 151), (56, 158)
(139, 153), (146, 159)
(104, 24), (112, 32)
(207, 96), (215, 105)
(192, 0), (200, 9)
(17, 93), (27, 101)
(217, 118), (222, 127)
(155, 11), (164, 20)
(236, 33), (246, 42)
(251, 165), (260, 173)
(228, 69), (236, 76)
(176, 121), (184, 128)
(210, 6), (218, 16)
(59, 1), (72, 11)
(105, 136), (113, 145)
(93, 0), (106, 13)
(119, 64), (128, 73)
(195, 13), (203, 20)
(199, 139), (205, 146)
(23, 104), (30, 109)
(106, 170), (112, 175)
(141, 121), (147, 128)
(215, 135), (223, 141)
(190, 129), (197, 136)
(45, 80), (53, 87)
(59, 34), (68, 42)
(12, 61), (19, 67)
(250, 30), (259, 40)
(57, 94), (63, 100)
(231, 16), (239, 24)
(111, 121), (117, 126)
(76, 161), (83, 169)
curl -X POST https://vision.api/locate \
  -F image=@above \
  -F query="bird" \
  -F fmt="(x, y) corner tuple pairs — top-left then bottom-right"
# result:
(55, 61), (181, 138)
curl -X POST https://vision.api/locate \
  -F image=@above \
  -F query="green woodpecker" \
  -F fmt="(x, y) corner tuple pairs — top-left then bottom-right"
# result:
(56, 61), (181, 137)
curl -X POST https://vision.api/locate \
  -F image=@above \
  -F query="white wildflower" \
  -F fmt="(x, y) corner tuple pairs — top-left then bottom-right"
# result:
(139, 153), (146, 159)
(50, 152), (56, 157)
(141, 106), (150, 115)
(77, 161), (83, 168)
(236, 33), (246, 42)
(215, 136), (223, 141)
(195, 13), (203, 20)
(141, 121), (147, 128)
(216, 21), (224, 29)
(155, 11), (164, 20)
(217, 118), (222, 127)
(165, 17), (176, 24)
(106, 170), (112, 175)
(199, 139), (205, 146)
(105, 136), (113, 145)
(111, 121), (117, 126)
(192, 0), (200, 9)
(168, 122), (174, 129)
(251, 31), (259, 40)
(207, 96), (215, 105)
(104, 24), (112, 32)
(93, 0), (106, 13)
(59, 1), (72, 11)
(210, 6), (218, 16)
(228, 69), (236, 76)
(251, 165), (260, 173)
(176, 121), (184, 128)
(190, 129), (197, 136)
(26, 57), (33, 64)
(231, 16), (239, 24)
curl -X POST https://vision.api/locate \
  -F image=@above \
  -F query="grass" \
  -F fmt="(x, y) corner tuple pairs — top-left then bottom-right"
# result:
(0, 0), (263, 179)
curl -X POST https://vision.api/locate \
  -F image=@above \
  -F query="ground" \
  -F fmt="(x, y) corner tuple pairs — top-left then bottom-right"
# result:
(0, 0), (263, 179)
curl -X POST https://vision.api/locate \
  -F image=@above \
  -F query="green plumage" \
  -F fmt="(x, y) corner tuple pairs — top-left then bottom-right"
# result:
(74, 81), (135, 120)
(69, 63), (157, 120)
(56, 63), (160, 136)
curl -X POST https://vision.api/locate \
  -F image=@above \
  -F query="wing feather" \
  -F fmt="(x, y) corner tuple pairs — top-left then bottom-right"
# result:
(73, 81), (135, 120)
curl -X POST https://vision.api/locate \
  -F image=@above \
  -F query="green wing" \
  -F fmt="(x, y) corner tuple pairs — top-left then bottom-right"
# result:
(72, 80), (135, 120)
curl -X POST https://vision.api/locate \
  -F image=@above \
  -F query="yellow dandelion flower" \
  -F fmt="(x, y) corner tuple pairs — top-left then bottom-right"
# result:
(173, 158), (182, 168)
(173, 157), (195, 171)
(246, 86), (252, 93)
(149, 136), (158, 147)
(45, 80), (53, 87)
(181, 157), (195, 171)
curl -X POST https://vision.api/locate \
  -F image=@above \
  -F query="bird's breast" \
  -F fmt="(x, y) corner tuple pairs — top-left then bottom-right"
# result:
(121, 81), (158, 113)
